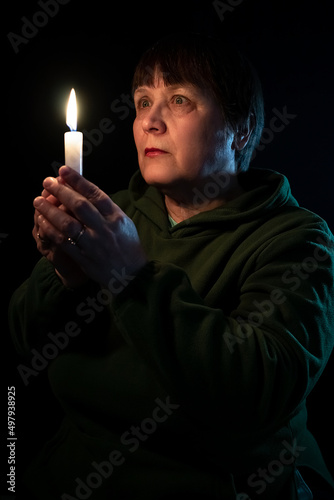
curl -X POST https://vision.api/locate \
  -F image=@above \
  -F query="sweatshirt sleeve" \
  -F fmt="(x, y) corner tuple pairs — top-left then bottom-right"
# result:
(111, 221), (334, 438)
(8, 257), (102, 357)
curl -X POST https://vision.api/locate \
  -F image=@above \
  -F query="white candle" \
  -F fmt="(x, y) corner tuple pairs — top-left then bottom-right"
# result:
(64, 88), (83, 174)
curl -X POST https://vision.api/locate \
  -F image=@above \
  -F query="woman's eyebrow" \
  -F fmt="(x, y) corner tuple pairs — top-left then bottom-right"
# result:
(134, 84), (198, 96)
(134, 87), (147, 95)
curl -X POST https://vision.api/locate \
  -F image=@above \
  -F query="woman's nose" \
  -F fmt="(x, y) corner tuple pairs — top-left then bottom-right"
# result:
(142, 105), (167, 134)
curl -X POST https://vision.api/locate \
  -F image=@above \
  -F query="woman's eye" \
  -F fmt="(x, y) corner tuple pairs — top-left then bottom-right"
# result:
(136, 98), (150, 109)
(174, 95), (187, 105)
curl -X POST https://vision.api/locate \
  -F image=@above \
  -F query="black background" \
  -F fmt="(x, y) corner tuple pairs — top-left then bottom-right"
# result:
(2, 0), (334, 495)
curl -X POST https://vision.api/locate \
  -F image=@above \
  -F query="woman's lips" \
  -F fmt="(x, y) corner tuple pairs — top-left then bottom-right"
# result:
(145, 148), (168, 157)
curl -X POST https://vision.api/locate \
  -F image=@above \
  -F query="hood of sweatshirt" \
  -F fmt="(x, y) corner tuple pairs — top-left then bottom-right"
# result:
(112, 167), (299, 236)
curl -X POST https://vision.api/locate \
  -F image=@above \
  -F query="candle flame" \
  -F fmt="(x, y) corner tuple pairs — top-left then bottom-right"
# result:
(66, 88), (77, 132)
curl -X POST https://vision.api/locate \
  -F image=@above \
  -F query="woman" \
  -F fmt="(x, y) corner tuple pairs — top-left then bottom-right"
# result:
(9, 33), (334, 499)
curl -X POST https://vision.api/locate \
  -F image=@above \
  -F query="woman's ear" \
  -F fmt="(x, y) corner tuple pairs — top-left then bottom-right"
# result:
(232, 114), (255, 151)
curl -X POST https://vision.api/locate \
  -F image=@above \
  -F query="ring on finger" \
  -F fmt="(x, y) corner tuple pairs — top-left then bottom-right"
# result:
(68, 226), (86, 246)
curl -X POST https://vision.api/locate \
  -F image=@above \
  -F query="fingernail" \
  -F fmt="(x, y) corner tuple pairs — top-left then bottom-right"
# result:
(43, 177), (56, 188)
(59, 165), (71, 177)
(33, 197), (43, 208)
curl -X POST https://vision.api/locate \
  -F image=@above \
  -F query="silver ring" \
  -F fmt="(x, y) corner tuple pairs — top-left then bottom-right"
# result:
(67, 226), (86, 246)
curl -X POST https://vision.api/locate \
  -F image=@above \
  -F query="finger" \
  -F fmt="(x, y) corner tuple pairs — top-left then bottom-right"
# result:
(32, 222), (40, 242)
(41, 189), (61, 206)
(41, 177), (105, 229)
(59, 165), (114, 215)
(37, 213), (71, 247)
(42, 188), (50, 198)
(33, 196), (85, 242)
(33, 208), (49, 239)
(33, 217), (52, 251)
(34, 208), (41, 227)
(42, 175), (67, 204)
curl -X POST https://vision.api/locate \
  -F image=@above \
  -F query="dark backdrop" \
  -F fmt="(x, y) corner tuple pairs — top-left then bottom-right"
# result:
(2, 0), (334, 495)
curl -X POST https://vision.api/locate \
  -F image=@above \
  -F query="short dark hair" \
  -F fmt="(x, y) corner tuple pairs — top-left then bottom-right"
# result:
(132, 33), (264, 172)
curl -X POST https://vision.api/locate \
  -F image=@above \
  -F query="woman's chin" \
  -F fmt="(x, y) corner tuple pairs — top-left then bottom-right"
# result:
(139, 164), (178, 189)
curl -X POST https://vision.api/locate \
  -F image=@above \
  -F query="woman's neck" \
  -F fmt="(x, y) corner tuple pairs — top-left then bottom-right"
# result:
(164, 176), (244, 223)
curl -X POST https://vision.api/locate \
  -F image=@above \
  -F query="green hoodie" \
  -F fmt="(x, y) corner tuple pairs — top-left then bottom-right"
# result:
(9, 167), (334, 499)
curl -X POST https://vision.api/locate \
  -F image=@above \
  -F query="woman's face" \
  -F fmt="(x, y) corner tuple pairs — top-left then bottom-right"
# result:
(133, 75), (235, 200)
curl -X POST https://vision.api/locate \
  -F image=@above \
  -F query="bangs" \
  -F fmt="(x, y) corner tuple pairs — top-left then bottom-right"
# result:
(131, 34), (222, 99)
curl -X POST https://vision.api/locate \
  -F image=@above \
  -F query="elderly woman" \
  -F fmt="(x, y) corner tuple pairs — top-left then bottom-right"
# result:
(9, 33), (334, 499)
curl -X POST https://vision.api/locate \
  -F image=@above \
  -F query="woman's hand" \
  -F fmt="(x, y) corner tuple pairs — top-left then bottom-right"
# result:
(33, 166), (148, 293)
(33, 176), (89, 289)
